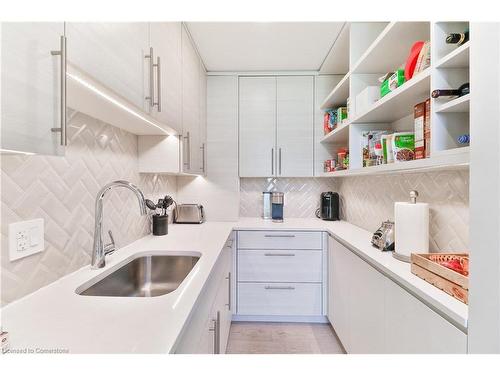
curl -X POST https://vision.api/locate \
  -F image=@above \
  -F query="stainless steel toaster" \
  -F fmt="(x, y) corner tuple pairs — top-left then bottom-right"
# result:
(174, 204), (205, 224)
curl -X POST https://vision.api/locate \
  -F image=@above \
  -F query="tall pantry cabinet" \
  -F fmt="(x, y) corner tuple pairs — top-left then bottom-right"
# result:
(239, 75), (314, 177)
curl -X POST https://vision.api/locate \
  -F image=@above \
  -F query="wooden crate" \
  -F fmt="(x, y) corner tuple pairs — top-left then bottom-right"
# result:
(411, 253), (469, 304)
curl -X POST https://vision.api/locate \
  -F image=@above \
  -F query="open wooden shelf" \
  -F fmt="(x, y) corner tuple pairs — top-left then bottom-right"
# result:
(435, 42), (470, 69)
(320, 147), (469, 177)
(351, 69), (430, 124)
(320, 72), (350, 110)
(351, 22), (430, 74)
(320, 121), (350, 144)
(435, 94), (470, 113)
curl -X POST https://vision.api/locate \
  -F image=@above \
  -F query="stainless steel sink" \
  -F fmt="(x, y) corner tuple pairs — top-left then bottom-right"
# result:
(76, 254), (200, 297)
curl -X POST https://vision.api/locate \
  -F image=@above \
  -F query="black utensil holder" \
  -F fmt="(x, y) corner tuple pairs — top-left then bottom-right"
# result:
(152, 214), (168, 236)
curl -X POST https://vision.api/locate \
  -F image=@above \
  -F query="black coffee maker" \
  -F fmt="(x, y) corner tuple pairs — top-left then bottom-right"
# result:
(316, 192), (340, 221)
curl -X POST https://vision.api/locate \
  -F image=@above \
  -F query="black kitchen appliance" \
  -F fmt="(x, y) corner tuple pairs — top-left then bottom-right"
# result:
(316, 192), (340, 221)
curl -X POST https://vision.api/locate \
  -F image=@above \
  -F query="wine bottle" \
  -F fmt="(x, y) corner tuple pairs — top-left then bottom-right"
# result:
(446, 29), (469, 45)
(431, 83), (469, 98)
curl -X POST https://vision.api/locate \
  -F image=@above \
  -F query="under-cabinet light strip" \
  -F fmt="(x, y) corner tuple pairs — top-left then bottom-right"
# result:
(66, 72), (172, 136)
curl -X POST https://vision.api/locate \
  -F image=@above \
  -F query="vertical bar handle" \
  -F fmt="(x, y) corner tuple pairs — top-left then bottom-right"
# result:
(209, 311), (220, 354)
(226, 272), (231, 310)
(153, 56), (161, 112)
(200, 143), (205, 172)
(145, 47), (154, 107)
(183, 132), (191, 169)
(279, 148), (282, 175)
(51, 35), (67, 146)
(271, 148), (274, 176)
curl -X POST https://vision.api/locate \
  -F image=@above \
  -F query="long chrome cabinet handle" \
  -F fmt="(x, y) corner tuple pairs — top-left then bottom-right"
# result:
(50, 35), (67, 146)
(264, 253), (296, 257)
(265, 286), (295, 290)
(271, 148), (274, 175)
(279, 148), (282, 175)
(264, 234), (296, 238)
(209, 311), (220, 354)
(183, 132), (191, 169)
(200, 143), (205, 172)
(226, 272), (231, 310)
(144, 47), (154, 107)
(154, 56), (161, 111)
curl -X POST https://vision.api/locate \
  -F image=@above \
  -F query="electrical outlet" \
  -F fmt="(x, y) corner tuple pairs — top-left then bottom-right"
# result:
(9, 219), (44, 261)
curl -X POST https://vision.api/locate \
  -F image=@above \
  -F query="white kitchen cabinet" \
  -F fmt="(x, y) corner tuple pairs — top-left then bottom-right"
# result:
(181, 25), (202, 175)
(348, 249), (386, 354)
(235, 230), (326, 321)
(238, 282), (322, 316)
(328, 239), (353, 351)
(174, 234), (233, 354)
(149, 22), (183, 132)
(239, 76), (277, 177)
(328, 237), (467, 354)
(1, 22), (66, 155)
(239, 76), (314, 177)
(137, 24), (207, 175)
(66, 23), (149, 111)
(276, 76), (314, 177)
(384, 278), (467, 354)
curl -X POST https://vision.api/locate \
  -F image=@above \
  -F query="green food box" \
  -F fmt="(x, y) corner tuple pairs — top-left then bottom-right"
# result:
(380, 69), (406, 98)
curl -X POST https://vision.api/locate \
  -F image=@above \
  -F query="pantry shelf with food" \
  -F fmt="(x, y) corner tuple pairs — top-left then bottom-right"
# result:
(319, 146), (469, 177)
(318, 21), (470, 176)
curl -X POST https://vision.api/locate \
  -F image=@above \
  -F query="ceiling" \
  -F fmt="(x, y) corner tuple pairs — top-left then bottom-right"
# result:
(186, 22), (344, 72)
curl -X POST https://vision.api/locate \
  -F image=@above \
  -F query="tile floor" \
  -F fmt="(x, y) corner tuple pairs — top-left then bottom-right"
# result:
(225, 322), (346, 354)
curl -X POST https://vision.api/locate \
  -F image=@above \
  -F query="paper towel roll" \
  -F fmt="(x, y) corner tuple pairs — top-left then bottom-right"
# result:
(394, 202), (429, 258)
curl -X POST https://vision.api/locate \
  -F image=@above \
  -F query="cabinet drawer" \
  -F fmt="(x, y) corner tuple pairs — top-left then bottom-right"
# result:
(238, 249), (322, 282)
(238, 231), (322, 250)
(237, 282), (322, 316)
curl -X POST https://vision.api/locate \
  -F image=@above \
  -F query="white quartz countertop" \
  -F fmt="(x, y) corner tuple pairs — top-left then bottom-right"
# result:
(1, 218), (468, 353)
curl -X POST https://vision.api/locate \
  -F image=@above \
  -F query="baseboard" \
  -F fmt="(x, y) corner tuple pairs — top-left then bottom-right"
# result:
(232, 315), (329, 323)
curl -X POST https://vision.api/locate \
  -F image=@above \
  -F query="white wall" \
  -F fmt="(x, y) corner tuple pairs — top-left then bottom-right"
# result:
(468, 22), (500, 353)
(176, 75), (240, 221)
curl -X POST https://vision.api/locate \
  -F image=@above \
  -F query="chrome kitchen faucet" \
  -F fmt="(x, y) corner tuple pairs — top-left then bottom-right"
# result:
(91, 180), (147, 269)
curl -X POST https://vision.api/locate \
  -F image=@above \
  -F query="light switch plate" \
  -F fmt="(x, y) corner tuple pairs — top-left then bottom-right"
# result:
(9, 219), (44, 261)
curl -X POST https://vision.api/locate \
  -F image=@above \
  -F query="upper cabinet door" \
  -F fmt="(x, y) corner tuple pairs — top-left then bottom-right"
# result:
(149, 22), (183, 132)
(65, 23), (149, 111)
(1, 22), (65, 155)
(276, 76), (314, 177)
(239, 76), (277, 177)
(181, 25), (201, 174)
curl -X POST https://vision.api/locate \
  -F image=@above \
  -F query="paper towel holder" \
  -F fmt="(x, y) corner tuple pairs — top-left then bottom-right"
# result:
(392, 190), (422, 263)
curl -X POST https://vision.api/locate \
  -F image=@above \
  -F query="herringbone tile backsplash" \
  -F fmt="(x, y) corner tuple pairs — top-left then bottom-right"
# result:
(240, 178), (337, 218)
(337, 170), (469, 253)
(1, 111), (176, 306)
(240, 170), (469, 253)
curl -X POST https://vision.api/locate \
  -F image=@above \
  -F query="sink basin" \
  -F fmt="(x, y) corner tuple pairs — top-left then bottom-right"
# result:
(76, 254), (200, 297)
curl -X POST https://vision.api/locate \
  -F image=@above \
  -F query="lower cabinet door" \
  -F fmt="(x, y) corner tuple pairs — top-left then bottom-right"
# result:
(238, 249), (322, 283)
(328, 239), (352, 351)
(384, 278), (467, 354)
(348, 252), (386, 354)
(238, 282), (322, 316)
